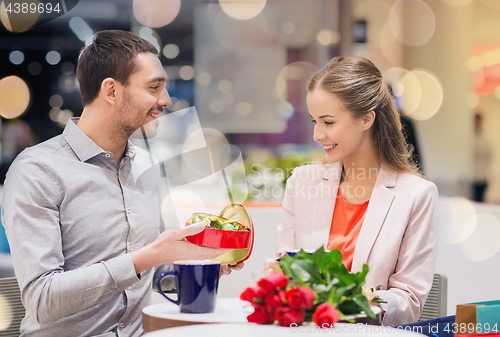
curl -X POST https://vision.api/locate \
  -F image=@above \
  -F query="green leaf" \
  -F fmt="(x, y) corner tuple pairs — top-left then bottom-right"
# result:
(325, 277), (339, 292)
(278, 255), (294, 278)
(311, 247), (327, 266)
(325, 248), (343, 265)
(332, 283), (356, 304)
(353, 294), (376, 320)
(290, 259), (323, 284)
(270, 246), (374, 319)
(338, 299), (359, 314)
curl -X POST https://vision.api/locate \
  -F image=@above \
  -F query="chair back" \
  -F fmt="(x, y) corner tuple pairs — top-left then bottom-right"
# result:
(419, 273), (448, 321)
(0, 277), (24, 337)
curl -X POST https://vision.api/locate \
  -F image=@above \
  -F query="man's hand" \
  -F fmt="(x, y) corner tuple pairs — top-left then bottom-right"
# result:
(262, 247), (287, 276)
(132, 223), (230, 274)
(220, 262), (244, 276)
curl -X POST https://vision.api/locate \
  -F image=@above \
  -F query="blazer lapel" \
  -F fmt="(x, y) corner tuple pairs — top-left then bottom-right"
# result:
(309, 162), (342, 249)
(351, 166), (397, 273)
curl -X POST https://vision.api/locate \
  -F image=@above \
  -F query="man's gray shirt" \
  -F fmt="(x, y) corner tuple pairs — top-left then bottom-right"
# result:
(2, 118), (164, 337)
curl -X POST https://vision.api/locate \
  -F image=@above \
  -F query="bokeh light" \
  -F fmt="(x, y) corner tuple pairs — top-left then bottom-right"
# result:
(170, 99), (189, 112)
(179, 65), (195, 81)
(163, 44), (179, 59)
(214, 10), (267, 52)
(0, 0), (40, 33)
(236, 101), (252, 116)
(58, 74), (78, 94)
(384, 68), (422, 114)
(9, 51), (24, 65)
(49, 95), (63, 108)
(389, 0), (435, 46)
(58, 109), (73, 126)
(28, 62), (42, 76)
(495, 88), (500, 101)
(438, 197), (477, 244)
(406, 69), (443, 120)
(133, 0), (181, 28)
(0, 294), (13, 330)
(182, 127), (230, 176)
(467, 56), (483, 72)
(196, 72), (212, 86)
(478, 47), (500, 68)
(0, 76), (31, 119)
(277, 102), (294, 120)
(380, 23), (402, 65)
(139, 27), (161, 52)
(69, 17), (94, 45)
(49, 108), (73, 127)
(460, 213), (500, 261)
(219, 0), (266, 20)
(466, 93), (480, 108)
(46, 51), (61, 65)
(316, 29), (340, 46)
(49, 108), (62, 122)
(210, 99), (225, 113)
(217, 79), (233, 93)
(441, 0), (473, 6)
(61, 62), (75, 75)
(275, 62), (316, 108)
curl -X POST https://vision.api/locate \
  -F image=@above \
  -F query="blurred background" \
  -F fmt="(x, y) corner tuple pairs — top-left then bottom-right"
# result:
(1, 0), (500, 318)
(1, 0), (500, 201)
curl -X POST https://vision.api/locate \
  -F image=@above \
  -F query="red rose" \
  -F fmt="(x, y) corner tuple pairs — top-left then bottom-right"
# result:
(240, 287), (266, 306)
(275, 306), (305, 327)
(285, 286), (315, 310)
(247, 305), (275, 324)
(312, 303), (339, 328)
(257, 272), (288, 293)
(265, 290), (286, 310)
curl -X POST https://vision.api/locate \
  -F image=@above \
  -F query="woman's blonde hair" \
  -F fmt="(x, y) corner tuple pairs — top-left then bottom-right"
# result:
(308, 56), (422, 177)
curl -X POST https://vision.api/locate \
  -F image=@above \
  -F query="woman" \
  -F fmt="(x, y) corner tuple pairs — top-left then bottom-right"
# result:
(265, 56), (438, 326)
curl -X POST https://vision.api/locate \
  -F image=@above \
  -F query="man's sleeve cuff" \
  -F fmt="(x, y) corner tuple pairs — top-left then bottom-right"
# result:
(376, 290), (398, 326)
(102, 254), (140, 291)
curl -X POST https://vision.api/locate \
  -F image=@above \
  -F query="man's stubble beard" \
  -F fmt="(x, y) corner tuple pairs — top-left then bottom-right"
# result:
(111, 91), (149, 142)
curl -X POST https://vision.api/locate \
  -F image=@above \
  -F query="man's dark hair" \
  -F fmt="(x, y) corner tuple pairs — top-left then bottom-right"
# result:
(76, 30), (158, 107)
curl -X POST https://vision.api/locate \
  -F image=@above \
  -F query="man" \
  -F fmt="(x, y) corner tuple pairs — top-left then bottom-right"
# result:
(2, 30), (240, 337)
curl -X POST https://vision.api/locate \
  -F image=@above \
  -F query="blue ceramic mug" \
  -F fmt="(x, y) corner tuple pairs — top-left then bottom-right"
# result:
(157, 260), (221, 313)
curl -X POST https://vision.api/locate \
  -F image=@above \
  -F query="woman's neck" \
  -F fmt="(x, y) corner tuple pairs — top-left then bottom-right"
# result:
(341, 138), (381, 185)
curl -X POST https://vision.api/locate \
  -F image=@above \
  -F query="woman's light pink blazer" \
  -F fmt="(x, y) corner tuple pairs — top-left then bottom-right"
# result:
(276, 162), (439, 325)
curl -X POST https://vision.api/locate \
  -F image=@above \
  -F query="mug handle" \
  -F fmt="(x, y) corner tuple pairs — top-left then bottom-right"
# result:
(156, 271), (180, 306)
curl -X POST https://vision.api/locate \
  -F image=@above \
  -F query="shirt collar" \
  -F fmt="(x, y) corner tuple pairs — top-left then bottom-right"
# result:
(63, 118), (104, 162)
(63, 118), (138, 162)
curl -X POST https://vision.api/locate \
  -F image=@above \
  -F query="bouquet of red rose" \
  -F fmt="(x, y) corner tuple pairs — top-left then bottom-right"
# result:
(240, 271), (340, 327)
(239, 247), (383, 328)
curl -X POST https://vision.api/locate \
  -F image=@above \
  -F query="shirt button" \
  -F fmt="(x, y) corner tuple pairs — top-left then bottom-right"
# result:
(127, 208), (131, 214)
(105, 153), (111, 158)
(119, 322), (124, 329)
(129, 245), (132, 252)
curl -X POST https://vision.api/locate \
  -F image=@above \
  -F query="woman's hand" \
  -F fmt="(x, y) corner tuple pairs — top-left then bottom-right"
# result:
(220, 262), (245, 276)
(262, 247), (288, 276)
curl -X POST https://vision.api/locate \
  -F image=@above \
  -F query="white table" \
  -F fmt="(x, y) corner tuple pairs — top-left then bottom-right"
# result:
(142, 297), (253, 332)
(143, 323), (426, 336)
